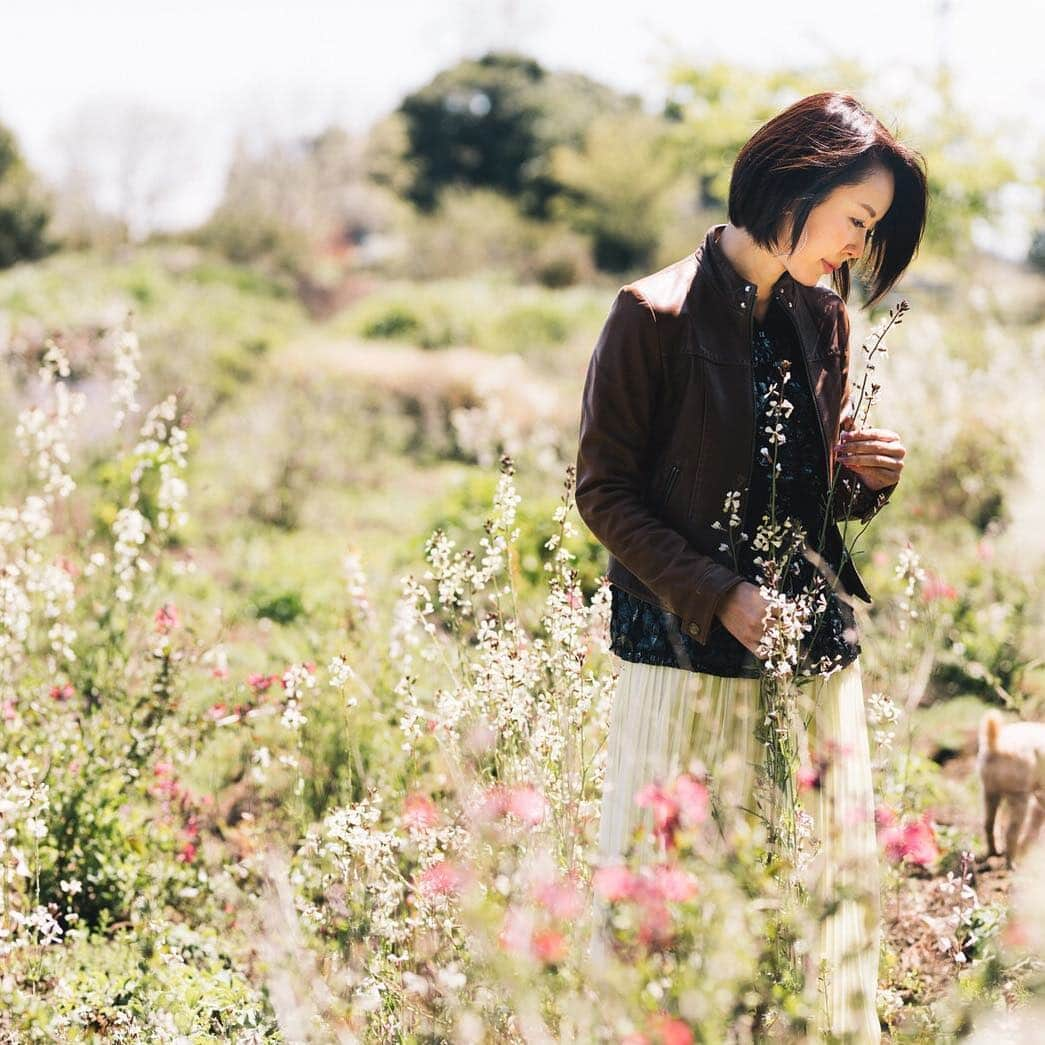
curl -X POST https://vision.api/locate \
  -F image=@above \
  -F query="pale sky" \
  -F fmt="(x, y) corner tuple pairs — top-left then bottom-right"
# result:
(2, 0), (1042, 251)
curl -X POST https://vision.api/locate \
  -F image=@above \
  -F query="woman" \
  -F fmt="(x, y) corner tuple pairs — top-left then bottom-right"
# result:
(575, 91), (928, 1041)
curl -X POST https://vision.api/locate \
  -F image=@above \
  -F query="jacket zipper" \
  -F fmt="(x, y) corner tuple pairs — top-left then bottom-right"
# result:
(660, 463), (681, 510)
(739, 288), (757, 534)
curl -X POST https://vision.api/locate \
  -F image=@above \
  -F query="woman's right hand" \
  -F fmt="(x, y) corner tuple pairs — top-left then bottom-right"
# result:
(716, 581), (770, 656)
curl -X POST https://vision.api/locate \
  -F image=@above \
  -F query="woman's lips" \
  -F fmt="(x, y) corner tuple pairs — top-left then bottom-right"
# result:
(821, 259), (837, 274)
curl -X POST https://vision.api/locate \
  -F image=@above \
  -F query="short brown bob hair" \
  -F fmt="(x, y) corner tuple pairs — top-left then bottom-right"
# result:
(727, 91), (928, 309)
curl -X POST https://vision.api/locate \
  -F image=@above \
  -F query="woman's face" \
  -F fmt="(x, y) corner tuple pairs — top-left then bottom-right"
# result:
(776, 165), (895, 285)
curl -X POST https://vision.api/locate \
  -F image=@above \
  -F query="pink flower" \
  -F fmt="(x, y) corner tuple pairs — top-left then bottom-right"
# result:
(207, 703), (228, 721)
(154, 602), (180, 634)
(649, 1015), (694, 1045)
(177, 841), (197, 863)
(636, 782), (680, 850)
(402, 792), (440, 831)
(479, 784), (547, 826)
(506, 785), (546, 825)
(976, 538), (994, 562)
(592, 864), (638, 903)
(921, 571), (957, 602)
(532, 928), (567, 964)
(247, 672), (278, 695)
(647, 863), (699, 903)
(2, 699), (16, 722)
(498, 905), (534, 957)
(463, 723), (497, 755)
(880, 812), (940, 867)
(637, 900), (673, 948)
(796, 765), (821, 793)
(210, 665), (229, 679)
(533, 873), (584, 920)
(418, 860), (471, 897)
(673, 773), (709, 827)
(49, 683), (75, 702)
(875, 804), (898, 829)
(56, 555), (80, 577)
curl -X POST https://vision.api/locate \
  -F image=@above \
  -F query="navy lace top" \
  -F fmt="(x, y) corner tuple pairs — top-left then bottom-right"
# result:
(609, 295), (860, 679)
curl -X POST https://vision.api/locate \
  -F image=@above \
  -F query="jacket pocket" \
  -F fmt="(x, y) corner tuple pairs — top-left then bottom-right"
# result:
(659, 463), (681, 512)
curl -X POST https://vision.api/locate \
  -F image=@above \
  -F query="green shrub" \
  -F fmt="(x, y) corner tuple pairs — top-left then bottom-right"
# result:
(361, 303), (420, 340)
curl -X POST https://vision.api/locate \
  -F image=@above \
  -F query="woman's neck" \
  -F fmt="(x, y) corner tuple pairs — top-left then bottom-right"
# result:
(718, 223), (788, 309)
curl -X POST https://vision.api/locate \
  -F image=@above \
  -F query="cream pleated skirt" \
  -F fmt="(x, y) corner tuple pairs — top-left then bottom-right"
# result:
(594, 656), (881, 1043)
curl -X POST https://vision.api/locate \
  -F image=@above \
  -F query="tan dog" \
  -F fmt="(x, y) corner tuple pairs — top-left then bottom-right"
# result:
(977, 710), (1045, 868)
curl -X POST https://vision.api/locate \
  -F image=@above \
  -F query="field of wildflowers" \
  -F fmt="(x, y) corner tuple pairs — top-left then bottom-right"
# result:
(0, 245), (1044, 1041)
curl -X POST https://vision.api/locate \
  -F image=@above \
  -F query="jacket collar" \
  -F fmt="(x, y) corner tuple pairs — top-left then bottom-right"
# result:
(698, 222), (800, 316)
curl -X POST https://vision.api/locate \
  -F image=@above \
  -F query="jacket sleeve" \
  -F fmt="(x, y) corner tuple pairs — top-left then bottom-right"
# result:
(575, 286), (744, 644)
(830, 300), (898, 525)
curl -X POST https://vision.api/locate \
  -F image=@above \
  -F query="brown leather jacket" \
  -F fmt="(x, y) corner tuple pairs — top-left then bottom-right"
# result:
(575, 223), (896, 645)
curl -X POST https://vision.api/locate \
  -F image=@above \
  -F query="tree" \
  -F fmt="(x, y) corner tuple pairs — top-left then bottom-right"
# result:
(548, 110), (681, 272)
(0, 122), (55, 268)
(394, 50), (641, 218)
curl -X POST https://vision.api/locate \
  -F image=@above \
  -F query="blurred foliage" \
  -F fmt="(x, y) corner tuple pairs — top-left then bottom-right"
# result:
(0, 121), (56, 268)
(391, 51), (641, 218)
(383, 185), (598, 285)
(548, 109), (684, 272)
(336, 275), (605, 357)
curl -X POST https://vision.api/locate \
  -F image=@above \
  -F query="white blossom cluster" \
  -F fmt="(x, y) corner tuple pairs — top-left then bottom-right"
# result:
(15, 341), (86, 500)
(112, 507), (151, 603)
(280, 663), (316, 731)
(342, 547), (374, 628)
(392, 460), (614, 866)
(922, 852), (980, 964)
(130, 395), (189, 533)
(865, 690), (903, 767)
(3, 347), (86, 689)
(0, 755), (52, 956)
(711, 488), (747, 564)
(302, 796), (411, 945)
(894, 543), (927, 628)
(110, 325), (142, 430)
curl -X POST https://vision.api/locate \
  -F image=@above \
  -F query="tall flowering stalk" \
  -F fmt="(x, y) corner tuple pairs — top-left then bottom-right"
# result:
(393, 455), (615, 868)
(715, 300), (910, 988)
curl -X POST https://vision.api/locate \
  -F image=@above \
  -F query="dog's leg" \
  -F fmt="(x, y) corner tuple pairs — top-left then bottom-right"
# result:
(1019, 793), (1045, 857)
(984, 787), (1002, 859)
(1005, 793), (1030, 870)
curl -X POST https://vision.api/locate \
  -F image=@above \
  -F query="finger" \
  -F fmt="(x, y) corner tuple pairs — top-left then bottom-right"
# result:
(844, 463), (902, 485)
(839, 447), (905, 463)
(840, 427), (900, 442)
(841, 451), (905, 468)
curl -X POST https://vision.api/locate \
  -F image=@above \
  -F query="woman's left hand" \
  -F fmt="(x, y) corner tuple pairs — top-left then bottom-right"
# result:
(833, 426), (906, 491)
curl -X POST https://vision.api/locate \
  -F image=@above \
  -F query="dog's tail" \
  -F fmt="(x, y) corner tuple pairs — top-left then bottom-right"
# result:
(979, 709), (1004, 755)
